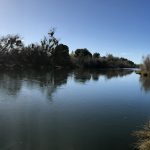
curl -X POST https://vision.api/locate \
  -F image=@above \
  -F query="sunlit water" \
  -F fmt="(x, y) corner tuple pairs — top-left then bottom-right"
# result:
(0, 69), (150, 150)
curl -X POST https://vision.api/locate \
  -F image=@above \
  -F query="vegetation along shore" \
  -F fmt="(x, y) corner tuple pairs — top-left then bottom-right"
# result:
(135, 55), (150, 77)
(134, 121), (150, 150)
(0, 29), (137, 70)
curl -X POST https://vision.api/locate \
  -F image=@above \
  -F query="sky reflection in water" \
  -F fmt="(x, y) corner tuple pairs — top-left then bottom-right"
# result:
(0, 69), (149, 150)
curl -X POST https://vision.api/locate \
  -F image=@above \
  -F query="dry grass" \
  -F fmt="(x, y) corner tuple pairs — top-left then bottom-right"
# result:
(134, 122), (150, 150)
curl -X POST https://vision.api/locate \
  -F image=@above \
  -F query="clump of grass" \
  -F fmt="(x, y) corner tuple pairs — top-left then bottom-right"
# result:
(134, 122), (150, 150)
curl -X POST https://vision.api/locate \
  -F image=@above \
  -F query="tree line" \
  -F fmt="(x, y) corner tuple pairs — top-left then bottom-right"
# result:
(0, 29), (137, 70)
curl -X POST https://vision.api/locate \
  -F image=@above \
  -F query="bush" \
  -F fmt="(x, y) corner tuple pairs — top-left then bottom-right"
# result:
(75, 48), (92, 58)
(141, 55), (150, 71)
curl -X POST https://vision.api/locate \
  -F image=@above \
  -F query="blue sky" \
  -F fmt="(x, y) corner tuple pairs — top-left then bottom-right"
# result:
(0, 0), (150, 63)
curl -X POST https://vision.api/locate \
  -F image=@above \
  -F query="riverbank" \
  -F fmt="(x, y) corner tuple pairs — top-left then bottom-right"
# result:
(135, 70), (150, 77)
(134, 122), (150, 150)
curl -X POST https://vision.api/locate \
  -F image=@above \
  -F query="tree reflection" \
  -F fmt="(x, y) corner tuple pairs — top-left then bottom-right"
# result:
(74, 69), (133, 83)
(140, 76), (150, 93)
(0, 71), (22, 96)
(0, 69), (134, 100)
(74, 70), (91, 83)
(101, 69), (133, 79)
(0, 70), (71, 100)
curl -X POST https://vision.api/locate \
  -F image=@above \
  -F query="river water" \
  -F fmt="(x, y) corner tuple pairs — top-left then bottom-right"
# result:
(0, 69), (149, 150)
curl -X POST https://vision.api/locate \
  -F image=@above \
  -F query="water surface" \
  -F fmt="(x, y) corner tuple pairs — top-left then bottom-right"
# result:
(0, 69), (150, 150)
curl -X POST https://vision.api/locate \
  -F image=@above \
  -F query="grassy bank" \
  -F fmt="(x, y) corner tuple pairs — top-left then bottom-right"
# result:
(134, 122), (150, 150)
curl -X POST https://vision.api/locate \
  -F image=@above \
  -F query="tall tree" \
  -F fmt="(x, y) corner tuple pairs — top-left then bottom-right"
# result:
(0, 35), (23, 53)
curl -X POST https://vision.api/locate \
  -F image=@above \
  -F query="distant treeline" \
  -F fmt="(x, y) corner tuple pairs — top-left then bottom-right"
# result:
(0, 29), (137, 70)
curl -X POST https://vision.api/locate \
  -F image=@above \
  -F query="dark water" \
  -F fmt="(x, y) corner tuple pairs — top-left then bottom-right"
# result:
(0, 69), (150, 150)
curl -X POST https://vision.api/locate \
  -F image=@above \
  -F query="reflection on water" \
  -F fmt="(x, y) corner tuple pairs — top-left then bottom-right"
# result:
(140, 76), (150, 93)
(0, 70), (70, 100)
(0, 69), (133, 98)
(74, 69), (133, 83)
(0, 69), (148, 150)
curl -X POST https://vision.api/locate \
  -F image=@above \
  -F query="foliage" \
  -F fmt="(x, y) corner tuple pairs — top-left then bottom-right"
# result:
(71, 51), (136, 69)
(51, 44), (71, 67)
(0, 35), (23, 53)
(93, 53), (100, 58)
(141, 55), (150, 71)
(75, 48), (92, 58)
(40, 28), (59, 54)
(0, 29), (137, 70)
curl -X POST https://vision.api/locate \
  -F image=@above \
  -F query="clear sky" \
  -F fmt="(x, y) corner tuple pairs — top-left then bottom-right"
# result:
(0, 0), (150, 63)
